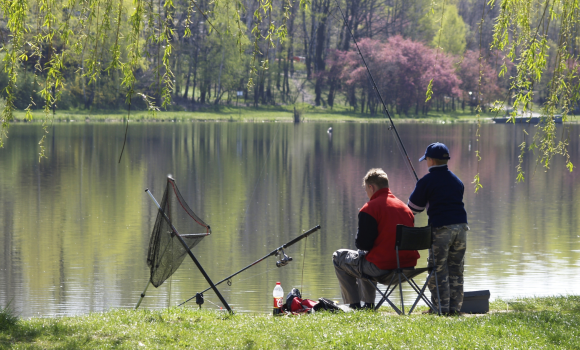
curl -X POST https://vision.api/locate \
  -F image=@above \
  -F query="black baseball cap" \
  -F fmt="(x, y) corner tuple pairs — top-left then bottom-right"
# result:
(419, 142), (450, 162)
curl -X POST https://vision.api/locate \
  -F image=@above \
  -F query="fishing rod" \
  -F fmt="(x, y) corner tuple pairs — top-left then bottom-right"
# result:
(178, 224), (322, 307)
(334, 0), (419, 182)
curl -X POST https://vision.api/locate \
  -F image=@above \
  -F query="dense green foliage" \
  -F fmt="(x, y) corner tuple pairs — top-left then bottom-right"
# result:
(0, 0), (577, 182)
(1, 296), (579, 348)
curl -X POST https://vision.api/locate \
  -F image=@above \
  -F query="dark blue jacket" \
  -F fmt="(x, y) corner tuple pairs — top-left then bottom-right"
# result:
(408, 165), (467, 228)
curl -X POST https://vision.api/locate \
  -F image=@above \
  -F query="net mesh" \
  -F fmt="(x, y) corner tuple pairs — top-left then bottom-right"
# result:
(147, 177), (210, 288)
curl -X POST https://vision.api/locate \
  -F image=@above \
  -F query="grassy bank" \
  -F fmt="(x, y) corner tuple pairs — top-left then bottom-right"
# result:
(9, 105), (499, 124)
(1, 296), (579, 349)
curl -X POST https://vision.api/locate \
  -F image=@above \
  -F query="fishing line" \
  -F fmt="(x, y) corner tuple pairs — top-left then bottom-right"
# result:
(300, 236), (307, 294)
(190, 266), (279, 309)
(200, 296), (222, 309)
(334, 0), (419, 182)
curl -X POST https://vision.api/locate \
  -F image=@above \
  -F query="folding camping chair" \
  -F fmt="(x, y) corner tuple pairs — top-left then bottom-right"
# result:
(362, 225), (441, 315)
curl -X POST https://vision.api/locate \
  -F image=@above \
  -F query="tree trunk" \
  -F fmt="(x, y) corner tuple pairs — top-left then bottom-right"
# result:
(173, 50), (181, 98)
(415, 93), (420, 115)
(266, 49), (273, 104)
(314, 0), (330, 106)
(302, 9), (312, 79)
(191, 48), (199, 104)
(276, 47), (282, 91)
(214, 48), (225, 105)
(327, 78), (336, 108)
(284, 1), (297, 101)
(343, 0), (360, 51)
(183, 51), (193, 99)
(200, 84), (206, 104)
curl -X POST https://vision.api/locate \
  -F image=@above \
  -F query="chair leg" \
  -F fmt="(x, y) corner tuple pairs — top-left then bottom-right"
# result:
(397, 272), (405, 315)
(371, 272), (397, 309)
(408, 273), (437, 314)
(375, 284), (397, 309)
(373, 281), (402, 314)
(377, 285), (402, 314)
(401, 273), (436, 314)
(434, 278), (441, 315)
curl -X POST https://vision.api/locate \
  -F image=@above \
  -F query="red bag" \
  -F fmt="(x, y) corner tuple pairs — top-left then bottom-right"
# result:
(290, 297), (319, 313)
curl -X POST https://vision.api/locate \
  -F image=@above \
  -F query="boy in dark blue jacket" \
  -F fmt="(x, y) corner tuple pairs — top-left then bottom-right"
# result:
(408, 142), (469, 315)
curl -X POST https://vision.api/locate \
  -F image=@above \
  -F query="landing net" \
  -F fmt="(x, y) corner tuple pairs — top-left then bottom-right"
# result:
(147, 177), (210, 288)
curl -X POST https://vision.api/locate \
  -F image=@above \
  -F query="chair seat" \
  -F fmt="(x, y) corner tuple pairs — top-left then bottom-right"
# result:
(371, 267), (429, 285)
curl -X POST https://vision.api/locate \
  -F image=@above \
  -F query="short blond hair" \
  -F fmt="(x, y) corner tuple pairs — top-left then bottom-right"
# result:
(363, 168), (389, 189)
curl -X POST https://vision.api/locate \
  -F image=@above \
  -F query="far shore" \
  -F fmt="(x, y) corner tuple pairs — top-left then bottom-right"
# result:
(7, 106), (506, 124)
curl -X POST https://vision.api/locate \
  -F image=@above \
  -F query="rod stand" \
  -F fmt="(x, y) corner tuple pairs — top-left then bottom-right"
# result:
(135, 281), (151, 310)
(195, 293), (204, 309)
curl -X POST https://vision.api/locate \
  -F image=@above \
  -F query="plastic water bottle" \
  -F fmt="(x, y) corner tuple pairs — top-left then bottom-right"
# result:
(273, 282), (284, 315)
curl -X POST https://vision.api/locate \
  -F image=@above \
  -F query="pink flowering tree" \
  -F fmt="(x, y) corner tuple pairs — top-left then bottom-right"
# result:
(458, 50), (501, 112)
(328, 36), (462, 116)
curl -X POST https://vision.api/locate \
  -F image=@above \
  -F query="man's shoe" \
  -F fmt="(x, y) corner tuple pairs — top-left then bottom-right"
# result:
(349, 303), (362, 310)
(362, 302), (375, 310)
(349, 302), (375, 311)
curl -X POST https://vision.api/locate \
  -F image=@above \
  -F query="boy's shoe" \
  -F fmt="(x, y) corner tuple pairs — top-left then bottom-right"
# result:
(422, 309), (465, 316)
(446, 311), (466, 316)
(422, 308), (443, 315)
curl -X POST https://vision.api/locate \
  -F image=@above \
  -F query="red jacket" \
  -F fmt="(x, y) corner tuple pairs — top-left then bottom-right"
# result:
(356, 188), (419, 270)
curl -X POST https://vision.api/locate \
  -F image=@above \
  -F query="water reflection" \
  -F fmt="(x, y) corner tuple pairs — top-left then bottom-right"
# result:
(0, 122), (578, 317)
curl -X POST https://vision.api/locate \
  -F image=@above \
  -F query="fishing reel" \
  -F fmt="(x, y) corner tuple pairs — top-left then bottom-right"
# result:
(276, 248), (293, 267)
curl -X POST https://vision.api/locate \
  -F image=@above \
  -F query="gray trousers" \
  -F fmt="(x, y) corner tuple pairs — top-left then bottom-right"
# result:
(332, 249), (391, 305)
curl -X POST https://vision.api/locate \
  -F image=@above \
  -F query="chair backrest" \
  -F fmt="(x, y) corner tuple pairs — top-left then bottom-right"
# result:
(395, 225), (432, 251)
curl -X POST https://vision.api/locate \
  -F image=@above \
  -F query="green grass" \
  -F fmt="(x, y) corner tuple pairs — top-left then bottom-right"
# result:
(9, 104), (499, 124)
(1, 296), (579, 349)
(0, 304), (18, 332)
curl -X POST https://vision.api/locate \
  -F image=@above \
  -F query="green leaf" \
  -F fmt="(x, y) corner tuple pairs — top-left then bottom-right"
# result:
(425, 79), (433, 102)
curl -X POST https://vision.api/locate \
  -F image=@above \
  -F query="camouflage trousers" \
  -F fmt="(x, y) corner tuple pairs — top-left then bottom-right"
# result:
(427, 224), (469, 313)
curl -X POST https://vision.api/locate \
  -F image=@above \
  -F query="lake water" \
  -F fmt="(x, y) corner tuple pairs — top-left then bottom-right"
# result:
(1, 121), (579, 317)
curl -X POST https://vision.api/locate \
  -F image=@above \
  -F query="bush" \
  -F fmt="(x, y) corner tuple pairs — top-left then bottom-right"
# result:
(0, 303), (18, 331)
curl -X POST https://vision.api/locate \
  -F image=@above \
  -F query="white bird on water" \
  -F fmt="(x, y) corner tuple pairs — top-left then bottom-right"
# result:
(327, 127), (333, 134)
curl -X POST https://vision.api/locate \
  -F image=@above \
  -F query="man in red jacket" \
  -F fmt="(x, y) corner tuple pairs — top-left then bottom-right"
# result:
(333, 168), (419, 309)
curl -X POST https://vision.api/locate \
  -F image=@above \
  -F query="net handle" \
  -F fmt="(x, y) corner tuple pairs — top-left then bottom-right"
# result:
(181, 233), (211, 237)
